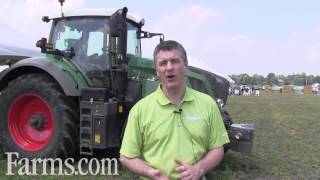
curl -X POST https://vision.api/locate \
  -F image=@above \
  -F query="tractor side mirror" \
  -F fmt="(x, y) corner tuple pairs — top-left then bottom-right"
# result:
(109, 7), (128, 63)
(36, 38), (53, 53)
(42, 16), (50, 23)
(110, 7), (128, 37)
(36, 38), (47, 49)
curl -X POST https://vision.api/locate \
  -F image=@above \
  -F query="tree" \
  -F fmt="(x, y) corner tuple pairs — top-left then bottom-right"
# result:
(294, 73), (306, 86)
(228, 73), (319, 85)
(238, 73), (251, 85)
(313, 76), (320, 83)
(266, 73), (278, 85)
(306, 75), (315, 85)
(230, 74), (240, 84)
(251, 74), (265, 86)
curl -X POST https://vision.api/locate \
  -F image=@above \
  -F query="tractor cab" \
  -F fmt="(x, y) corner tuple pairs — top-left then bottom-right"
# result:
(44, 8), (143, 88)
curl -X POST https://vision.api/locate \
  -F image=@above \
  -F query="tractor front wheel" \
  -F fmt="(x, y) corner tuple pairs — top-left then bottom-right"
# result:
(0, 73), (78, 159)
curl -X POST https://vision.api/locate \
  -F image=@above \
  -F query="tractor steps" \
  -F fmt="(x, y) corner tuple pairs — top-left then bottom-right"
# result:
(79, 105), (93, 155)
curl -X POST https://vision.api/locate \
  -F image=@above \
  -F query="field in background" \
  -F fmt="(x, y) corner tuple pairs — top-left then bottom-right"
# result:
(0, 92), (319, 179)
(208, 92), (320, 179)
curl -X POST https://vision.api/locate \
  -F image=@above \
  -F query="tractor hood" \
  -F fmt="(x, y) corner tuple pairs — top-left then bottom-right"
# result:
(188, 66), (230, 106)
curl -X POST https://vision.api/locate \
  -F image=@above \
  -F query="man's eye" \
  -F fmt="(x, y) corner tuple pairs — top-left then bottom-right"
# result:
(171, 59), (181, 64)
(159, 61), (167, 66)
(172, 59), (179, 63)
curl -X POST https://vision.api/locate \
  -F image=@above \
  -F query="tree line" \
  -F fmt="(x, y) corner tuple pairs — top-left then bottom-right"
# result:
(229, 73), (320, 86)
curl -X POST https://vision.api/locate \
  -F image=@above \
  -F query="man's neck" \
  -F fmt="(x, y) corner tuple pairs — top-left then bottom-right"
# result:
(162, 84), (186, 107)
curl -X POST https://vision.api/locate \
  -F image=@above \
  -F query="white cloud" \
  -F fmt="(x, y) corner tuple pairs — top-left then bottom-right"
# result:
(0, 0), (86, 33)
(142, 5), (223, 58)
(151, 5), (223, 45)
(211, 29), (320, 76)
(0, 0), (86, 49)
(142, 4), (320, 75)
(1, 2), (319, 75)
(305, 48), (320, 64)
(188, 55), (211, 70)
(287, 27), (320, 65)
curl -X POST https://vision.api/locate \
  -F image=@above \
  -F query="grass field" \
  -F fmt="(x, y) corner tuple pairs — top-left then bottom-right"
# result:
(0, 92), (319, 179)
(209, 92), (320, 179)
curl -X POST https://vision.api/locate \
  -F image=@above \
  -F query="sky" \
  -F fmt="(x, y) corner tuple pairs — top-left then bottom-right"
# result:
(0, 0), (320, 76)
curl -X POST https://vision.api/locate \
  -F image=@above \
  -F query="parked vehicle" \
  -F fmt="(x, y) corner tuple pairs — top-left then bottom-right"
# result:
(0, 3), (254, 159)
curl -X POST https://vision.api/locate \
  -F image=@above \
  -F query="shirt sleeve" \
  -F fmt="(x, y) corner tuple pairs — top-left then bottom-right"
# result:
(120, 104), (143, 158)
(208, 101), (230, 149)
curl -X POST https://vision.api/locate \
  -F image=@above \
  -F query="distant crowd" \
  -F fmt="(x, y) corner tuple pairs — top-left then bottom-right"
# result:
(229, 85), (260, 96)
(229, 84), (320, 96)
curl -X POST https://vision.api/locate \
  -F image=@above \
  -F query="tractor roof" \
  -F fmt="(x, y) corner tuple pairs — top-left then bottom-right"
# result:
(50, 8), (142, 24)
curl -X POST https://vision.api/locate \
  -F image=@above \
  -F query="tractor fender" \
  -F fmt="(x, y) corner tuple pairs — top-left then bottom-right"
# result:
(0, 57), (80, 96)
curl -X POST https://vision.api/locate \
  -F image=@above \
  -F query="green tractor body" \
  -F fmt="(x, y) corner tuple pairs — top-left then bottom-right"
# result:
(0, 7), (254, 159)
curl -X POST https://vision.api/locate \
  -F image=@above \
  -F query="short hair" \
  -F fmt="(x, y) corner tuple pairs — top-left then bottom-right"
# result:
(153, 40), (187, 64)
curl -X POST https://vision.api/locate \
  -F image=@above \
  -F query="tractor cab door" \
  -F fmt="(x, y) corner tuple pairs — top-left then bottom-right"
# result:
(108, 7), (129, 100)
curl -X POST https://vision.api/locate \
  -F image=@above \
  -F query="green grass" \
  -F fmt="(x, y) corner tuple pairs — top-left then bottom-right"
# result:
(1, 92), (319, 179)
(208, 92), (320, 179)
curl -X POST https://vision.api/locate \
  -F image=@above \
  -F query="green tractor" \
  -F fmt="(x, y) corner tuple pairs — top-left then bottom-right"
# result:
(0, 4), (254, 159)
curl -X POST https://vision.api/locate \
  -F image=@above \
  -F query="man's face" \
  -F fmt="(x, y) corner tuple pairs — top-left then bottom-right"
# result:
(155, 49), (188, 90)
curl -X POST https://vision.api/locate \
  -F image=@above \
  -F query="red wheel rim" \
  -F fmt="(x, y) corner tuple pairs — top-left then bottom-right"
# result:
(8, 93), (54, 152)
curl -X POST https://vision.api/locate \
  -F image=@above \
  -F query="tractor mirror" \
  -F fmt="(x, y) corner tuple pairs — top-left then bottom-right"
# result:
(42, 16), (50, 23)
(110, 7), (128, 37)
(36, 38), (47, 49)
(36, 38), (53, 53)
(109, 7), (128, 63)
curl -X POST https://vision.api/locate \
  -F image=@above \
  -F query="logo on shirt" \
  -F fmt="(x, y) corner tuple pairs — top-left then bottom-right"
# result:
(185, 115), (201, 121)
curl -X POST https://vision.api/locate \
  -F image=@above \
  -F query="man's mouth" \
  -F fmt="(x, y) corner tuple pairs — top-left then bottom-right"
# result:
(166, 75), (175, 81)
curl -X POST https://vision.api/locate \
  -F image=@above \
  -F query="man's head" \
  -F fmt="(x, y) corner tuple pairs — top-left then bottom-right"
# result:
(153, 40), (188, 64)
(153, 40), (188, 91)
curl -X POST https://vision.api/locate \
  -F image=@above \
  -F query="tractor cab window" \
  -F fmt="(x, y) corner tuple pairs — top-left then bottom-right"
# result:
(50, 17), (140, 87)
(87, 31), (105, 56)
(54, 27), (82, 51)
(127, 23), (141, 57)
(51, 17), (110, 86)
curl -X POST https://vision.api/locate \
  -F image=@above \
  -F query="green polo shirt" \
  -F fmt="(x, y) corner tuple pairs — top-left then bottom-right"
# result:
(120, 85), (230, 179)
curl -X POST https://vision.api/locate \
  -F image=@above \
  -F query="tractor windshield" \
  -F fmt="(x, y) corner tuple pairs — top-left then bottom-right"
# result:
(50, 17), (140, 86)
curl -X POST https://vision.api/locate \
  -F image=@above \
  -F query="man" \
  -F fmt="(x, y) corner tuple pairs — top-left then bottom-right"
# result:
(120, 40), (230, 179)
(255, 89), (260, 96)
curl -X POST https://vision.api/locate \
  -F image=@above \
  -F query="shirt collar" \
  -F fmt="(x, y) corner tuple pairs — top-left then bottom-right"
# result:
(156, 84), (194, 106)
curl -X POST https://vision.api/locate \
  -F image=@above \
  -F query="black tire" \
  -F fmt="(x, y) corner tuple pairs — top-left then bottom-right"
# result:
(0, 73), (78, 159)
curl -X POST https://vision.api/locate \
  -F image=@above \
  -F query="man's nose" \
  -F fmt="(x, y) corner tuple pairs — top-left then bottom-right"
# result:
(165, 61), (174, 70)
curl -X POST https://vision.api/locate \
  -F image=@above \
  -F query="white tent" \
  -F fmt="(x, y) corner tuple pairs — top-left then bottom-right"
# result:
(312, 83), (320, 92)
